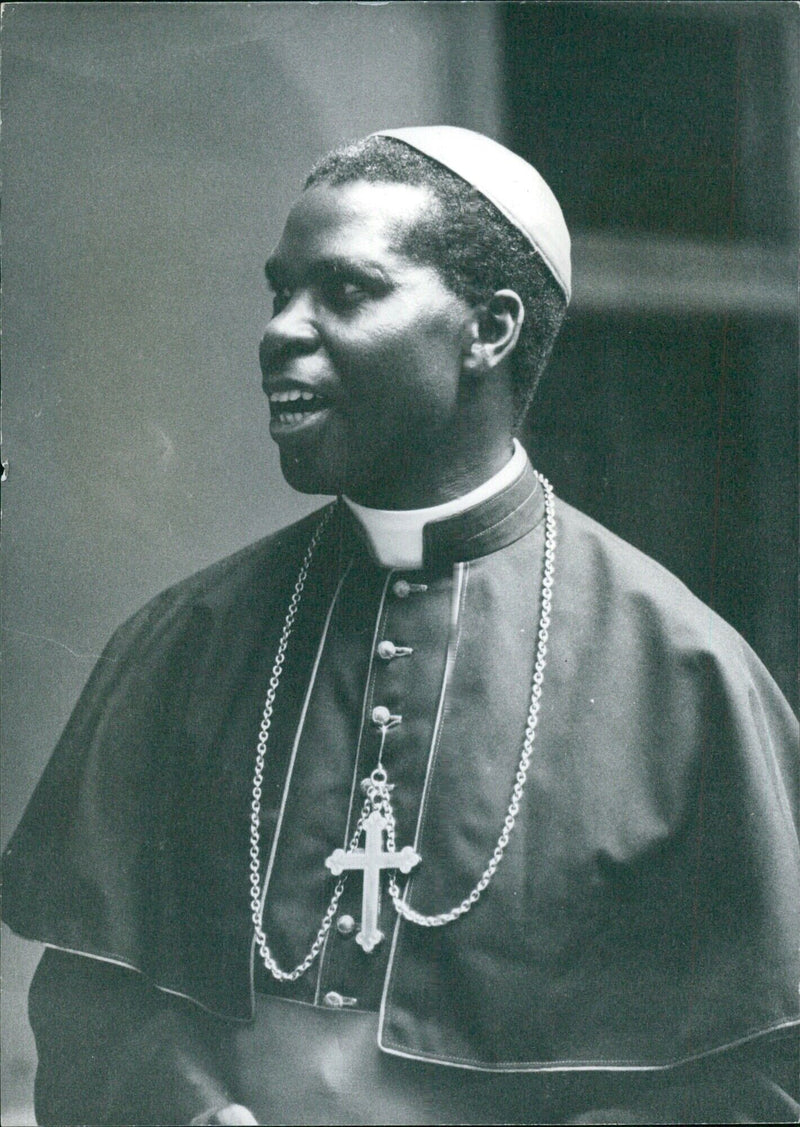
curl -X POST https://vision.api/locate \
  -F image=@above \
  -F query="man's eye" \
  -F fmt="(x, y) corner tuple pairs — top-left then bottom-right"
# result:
(323, 278), (367, 310)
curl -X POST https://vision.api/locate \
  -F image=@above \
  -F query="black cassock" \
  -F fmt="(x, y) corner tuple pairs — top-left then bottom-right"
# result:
(4, 465), (798, 1124)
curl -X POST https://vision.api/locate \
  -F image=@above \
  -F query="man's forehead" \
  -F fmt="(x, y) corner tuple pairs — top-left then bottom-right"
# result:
(271, 180), (435, 264)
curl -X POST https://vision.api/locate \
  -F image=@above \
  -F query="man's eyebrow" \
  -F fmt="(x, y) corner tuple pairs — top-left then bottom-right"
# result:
(264, 255), (389, 287)
(316, 256), (388, 279)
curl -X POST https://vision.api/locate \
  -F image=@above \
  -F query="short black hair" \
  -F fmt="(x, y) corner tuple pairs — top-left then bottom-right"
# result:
(305, 135), (568, 424)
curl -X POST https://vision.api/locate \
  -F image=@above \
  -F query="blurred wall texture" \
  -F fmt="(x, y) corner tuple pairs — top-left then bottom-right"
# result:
(2, 4), (797, 1123)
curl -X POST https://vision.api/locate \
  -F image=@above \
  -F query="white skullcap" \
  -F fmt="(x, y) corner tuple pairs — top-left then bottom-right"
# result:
(372, 125), (571, 302)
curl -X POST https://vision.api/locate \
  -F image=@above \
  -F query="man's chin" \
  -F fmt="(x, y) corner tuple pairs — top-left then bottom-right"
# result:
(277, 449), (343, 497)
(275, 436), (394, 503)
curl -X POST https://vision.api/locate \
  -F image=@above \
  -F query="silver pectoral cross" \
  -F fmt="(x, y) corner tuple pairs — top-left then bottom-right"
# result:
(325, 809), (420, 952)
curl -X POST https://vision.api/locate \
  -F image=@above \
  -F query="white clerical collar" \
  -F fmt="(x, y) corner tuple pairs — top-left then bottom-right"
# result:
(343, 439), (528, 569)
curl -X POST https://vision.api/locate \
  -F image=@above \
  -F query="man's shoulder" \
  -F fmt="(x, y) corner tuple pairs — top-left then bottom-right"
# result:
(554, 496), (748, 658)
(554, 498), (797, 734)
(169, 504), (331, 599)
(110, 505), (334, 649)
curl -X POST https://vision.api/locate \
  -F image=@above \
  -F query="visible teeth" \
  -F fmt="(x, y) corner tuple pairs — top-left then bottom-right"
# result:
(270, 388), (316, 404)
(270, 388), (328, 426)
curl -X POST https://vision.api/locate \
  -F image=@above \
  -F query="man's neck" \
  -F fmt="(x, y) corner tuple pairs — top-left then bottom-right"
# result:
(343, 439), (528, 569)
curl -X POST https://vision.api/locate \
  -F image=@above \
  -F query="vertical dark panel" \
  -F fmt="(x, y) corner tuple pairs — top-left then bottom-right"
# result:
(504, 2), (797, 707)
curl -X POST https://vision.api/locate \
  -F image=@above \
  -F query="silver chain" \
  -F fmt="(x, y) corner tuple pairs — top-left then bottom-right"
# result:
(250, 474), (556, 978)
(248, 507), (337, 981)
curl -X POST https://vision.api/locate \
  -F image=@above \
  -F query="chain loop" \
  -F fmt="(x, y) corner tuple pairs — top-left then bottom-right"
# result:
(250, 474), (557, 976)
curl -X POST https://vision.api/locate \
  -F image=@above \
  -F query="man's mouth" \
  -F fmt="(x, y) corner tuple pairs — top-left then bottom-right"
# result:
(268, 388), (331, 430)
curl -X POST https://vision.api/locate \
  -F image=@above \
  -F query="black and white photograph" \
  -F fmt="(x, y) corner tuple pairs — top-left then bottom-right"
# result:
(1, 3), (798, 1124)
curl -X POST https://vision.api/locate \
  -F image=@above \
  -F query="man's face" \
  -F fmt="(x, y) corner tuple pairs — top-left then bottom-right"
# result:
(259, 181), (474, 505)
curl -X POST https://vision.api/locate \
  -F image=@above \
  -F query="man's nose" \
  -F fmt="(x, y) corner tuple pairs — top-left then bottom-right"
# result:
(259, 292), (319, 373)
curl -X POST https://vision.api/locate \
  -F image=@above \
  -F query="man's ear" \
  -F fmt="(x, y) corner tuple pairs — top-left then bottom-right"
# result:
(462, 290), (525, 375)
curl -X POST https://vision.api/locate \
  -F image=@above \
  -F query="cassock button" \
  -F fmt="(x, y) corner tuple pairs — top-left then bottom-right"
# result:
(371, 705), (391, 727)
(323, 991), (357, 1008)
(377, 640), (397, 660)
(392, 579), (411, 599)
(336, 914), (356, 936)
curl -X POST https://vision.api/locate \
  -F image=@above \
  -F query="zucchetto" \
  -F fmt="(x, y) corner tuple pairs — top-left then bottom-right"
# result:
(373, 125), (571, 302)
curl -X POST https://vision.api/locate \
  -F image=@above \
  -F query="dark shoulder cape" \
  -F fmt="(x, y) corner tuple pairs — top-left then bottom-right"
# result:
(379, 502), (800, 1067)
(3, 498), (798, 1069)
(2, 506), (334, 1019)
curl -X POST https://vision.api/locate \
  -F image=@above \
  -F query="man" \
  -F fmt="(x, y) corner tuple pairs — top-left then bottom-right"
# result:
(3, 127), (798, 1125)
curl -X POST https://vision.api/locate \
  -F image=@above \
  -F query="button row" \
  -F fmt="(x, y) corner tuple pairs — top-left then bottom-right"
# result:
(320, 580), (428, 1017)
(325, 563), (425, 999)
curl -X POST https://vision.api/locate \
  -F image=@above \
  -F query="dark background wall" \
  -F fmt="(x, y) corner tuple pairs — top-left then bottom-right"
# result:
(508, 2), (798, 705)
(2, 4), (796, 1122)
